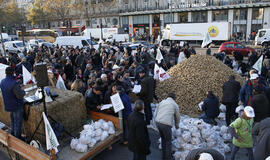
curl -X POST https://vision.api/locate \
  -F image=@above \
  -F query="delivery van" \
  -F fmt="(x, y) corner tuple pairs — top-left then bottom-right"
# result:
(255, 29), (270, 46)
(54, 36), (98, 49)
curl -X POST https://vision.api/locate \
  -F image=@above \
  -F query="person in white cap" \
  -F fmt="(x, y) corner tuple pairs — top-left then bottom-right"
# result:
(239, 73), (266, 106)
(198, 153), (214, 160)
(229, 106), (255, 160)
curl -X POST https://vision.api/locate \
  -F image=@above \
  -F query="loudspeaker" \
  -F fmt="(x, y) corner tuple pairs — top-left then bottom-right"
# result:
(34, 63), (49, 87)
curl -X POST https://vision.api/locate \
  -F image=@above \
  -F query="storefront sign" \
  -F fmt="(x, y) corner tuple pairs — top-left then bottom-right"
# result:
(179, 2), (207, 8)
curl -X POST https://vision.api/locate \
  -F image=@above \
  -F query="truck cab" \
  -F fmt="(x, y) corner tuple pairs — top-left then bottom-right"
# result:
(255, 29), (270, 46)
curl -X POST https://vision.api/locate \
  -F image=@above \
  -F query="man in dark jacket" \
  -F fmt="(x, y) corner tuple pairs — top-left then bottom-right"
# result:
(117, 86), (132, 144)
(222, 75), (241, 126)
(85, 86), (103, 111)
(200, 91), (220, 125)
(251, 86), (270, 123)
(128, 100), (150, 160)
(137, 69), (155, 125)
(252, 117), (270, 160)
(0, 67), (25, 139)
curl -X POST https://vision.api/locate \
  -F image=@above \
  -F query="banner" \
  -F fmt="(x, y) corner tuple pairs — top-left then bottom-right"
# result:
(43, 112), (59, 153)
(252, 55), (263, 75)
(156, 48), (164, 64)
(201, 32), (212, 48)
(56, 75), (67, 90)
(154, 63), (170, 81)
(22, 65), (36, 85)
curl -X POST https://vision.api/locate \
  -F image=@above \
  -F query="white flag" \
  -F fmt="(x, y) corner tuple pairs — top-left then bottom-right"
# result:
(201, 32), (212, 48)
(56, 75), (67, 90)
(158, 66), (170, 81)
(154, 63), (160, 80)
(156, 48), (164, 64)
(253, 55), (263, 75)
(22, 65), (36, 85)
(43, 112), (59, 153)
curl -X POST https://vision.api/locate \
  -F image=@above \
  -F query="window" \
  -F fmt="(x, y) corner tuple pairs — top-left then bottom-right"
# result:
(164, 13), (174, 24)
(234, 9), (247, 21)
(76, 20), (81, 25)
(122, 16), (129, 25)
(235, 44), (244, 49)
(191, 11), (207, 23)
(82, 40), (89, 46)
(225, 43), (234, 48)
(259, 31), (266, 37)
(252, 8), (263, 20)
(212, 10), (228, 21)
(133, 15), (149, 24)
(179, 12), (188, 23)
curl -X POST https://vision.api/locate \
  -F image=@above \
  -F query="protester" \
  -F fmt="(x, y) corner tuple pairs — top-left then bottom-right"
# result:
(239, 73), (266, 106)
(200, 91), (220, 125)
(137, 69), (155, 125)
(128, 100), (151, 160)
(250, 86), (270, 122)
(154, 93), (180, 160)
(185, 148), (224, 160)
(252, 117), (270, 160)
(85, 86), (103, 111)
(116, 86), (132, 144)
(222, 75), (241, 126)
(0, 67), (25, 140)
(229, 106), (255, 160)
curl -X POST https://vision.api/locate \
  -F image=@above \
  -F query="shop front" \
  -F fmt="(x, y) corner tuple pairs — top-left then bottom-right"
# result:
(133, 15), (150, 40)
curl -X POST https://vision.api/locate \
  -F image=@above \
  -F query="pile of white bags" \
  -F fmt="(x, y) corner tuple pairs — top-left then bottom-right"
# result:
(70, 119), (116, 153)
(157, 115), (231, 160)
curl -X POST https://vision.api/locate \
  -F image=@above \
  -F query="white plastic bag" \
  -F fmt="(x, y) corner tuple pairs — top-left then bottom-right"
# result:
(88, 139), (97, 148)
(94, 121), (102, 130)
(83, 124), (93, 131)
(101, 122), (109, 131)
(220, 125), (228, 135)
(95, 128), (102, 137)
(108, 126), (115, 135)
(182, 131), (192, 143)
(100, 131), (109, 141)
(79, 134), (91, 145)
(70, 138), (79, 149)
(108, 121), (114, 127)
(219, 104), (226, 112)
(75, 143), (88, 153)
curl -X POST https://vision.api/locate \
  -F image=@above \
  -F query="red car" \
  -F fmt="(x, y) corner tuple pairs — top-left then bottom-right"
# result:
(218, 42), (255, 56)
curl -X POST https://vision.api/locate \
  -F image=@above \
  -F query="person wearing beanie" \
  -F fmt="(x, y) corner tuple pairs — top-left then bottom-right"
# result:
(0, 67), (25, 140)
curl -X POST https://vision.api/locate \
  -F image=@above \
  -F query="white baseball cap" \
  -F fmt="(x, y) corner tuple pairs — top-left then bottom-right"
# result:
(100, 74), (107, 79)
(198, 153), (214, 160)
(250, 73), (259, 80)
(265, 156), (270, 160)
(244, 106), (255, 118)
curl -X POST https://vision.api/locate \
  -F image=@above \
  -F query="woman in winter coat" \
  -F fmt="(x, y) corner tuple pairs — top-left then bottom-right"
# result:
(252, 117), (270, 160)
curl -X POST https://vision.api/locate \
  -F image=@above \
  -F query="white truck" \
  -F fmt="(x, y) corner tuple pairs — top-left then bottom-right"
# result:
(161, 22), (230, 45)
(82, 28), (125, 40)
(106, 34), (129, 43)
(255, 29), (270, 47)
(54, 36), (99, 49)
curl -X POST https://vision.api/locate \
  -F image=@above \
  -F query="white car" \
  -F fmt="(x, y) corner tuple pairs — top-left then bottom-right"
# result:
(54, 36), (99, 49)
(29, 39), (46, 45)
(4, 41), (28, 58)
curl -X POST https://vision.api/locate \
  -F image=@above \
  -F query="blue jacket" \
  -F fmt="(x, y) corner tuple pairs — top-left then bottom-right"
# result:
(238, 80), (267, 106)
(119, 92), (132, 120)
(202, 94), (220, 119)
(0, 76), (25, 112)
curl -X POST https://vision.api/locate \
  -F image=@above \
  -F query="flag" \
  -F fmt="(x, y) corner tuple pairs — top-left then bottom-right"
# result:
(153, 63), (170, 81)
(201, 32), (212, 48)
(158, 66), (170, 81)
(253, 55), (263, 74)
(154, 63), (160, 80)
(43, 112), (59, 153)
(156, 48), (164, 64)
(56, 75), (67, 90)
(22, 65), (36, 85)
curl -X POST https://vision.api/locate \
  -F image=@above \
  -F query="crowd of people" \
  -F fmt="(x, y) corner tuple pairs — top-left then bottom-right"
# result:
(1, 41), (270, 160)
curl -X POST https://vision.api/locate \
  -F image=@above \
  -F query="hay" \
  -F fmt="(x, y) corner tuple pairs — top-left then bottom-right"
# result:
(0, 88), (87, 143)
(156, 55), (245, 117)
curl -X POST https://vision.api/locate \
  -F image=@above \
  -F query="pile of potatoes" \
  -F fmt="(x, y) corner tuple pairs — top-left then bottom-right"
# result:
(156, 55), (245, 117)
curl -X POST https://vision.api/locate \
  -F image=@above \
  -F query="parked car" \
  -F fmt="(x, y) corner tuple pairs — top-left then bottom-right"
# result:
(218, 42), (255, 56)
(54, 36), (99, 49)
(39, 42), (54, 48)
(29, 39), (46, 45)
